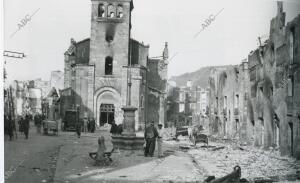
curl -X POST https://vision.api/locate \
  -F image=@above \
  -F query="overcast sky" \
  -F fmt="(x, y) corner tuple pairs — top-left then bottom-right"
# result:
(3, 0), (300, 83)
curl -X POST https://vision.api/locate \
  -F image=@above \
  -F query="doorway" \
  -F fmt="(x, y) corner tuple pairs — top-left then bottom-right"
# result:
(100, 104), (115, 126)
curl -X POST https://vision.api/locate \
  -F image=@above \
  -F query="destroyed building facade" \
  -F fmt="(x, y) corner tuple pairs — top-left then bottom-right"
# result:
(61, 0), (168, 130)
(208, 63), (250, 142)
(208, 2), (300, 158)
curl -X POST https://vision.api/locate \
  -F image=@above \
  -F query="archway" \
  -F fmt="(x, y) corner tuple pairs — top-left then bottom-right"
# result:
(94, 87), (122, 126)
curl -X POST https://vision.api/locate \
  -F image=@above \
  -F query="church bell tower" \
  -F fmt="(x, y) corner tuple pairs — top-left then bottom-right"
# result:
(90, 0), (133, 78)
(89, 0), (134, 125)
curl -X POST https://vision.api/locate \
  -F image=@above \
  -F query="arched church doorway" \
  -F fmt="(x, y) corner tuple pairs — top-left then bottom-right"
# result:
(100, 104), (115, 126)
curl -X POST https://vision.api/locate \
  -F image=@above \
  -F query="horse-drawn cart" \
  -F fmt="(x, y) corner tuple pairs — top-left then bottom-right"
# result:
(43, 120), (58, 136)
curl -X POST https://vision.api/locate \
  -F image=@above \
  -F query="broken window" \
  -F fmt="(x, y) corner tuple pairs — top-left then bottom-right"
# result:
(234, 94), (239, 109)
(141, 95), (144, 108)
(224, 96), (227, 109)
(108, 4), (115, 18)
(290, 27), (295, 63)
(288, 77), (294, 97)
(98, 4), (105, 18)
(105, 57), (113, 75)
(117, 5), (123, 18)
(270, 87), (273, 97)
(235, 119), (240, 133)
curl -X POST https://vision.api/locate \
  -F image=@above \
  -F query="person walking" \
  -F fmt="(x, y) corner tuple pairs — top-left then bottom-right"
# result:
(37, 114), (42, 134)
(144, 121), (158, 157)
(18, 117), (24, 135)
(89, 117), (96, 133)
(157, 124), (164, 158)
(23, 115), (30, 139)
(76, 118), (82, 138)
(83, 117), (88, 133)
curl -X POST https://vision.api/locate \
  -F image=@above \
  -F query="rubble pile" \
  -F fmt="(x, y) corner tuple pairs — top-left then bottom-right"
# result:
(188, 142), (300, 181)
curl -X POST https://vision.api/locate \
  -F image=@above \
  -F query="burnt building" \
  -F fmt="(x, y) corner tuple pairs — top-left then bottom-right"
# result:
(208, 63), (249, 142)
(247, 2), (300, 158)
(166, 80), (209, 127)
(61, 0), (168, 130)
(208, 2), (300, 159)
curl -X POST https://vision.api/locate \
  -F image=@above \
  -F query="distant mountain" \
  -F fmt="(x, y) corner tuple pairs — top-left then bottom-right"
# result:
(169, 66), (230, 88)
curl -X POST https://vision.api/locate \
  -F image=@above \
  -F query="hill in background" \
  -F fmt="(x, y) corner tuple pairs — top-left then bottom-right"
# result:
(169, 65), (231, 88)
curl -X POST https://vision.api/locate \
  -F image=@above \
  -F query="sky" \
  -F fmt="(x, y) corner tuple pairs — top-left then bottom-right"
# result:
(3, 0), (300, 84)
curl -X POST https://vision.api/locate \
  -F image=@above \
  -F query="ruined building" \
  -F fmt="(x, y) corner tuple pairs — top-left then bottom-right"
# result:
(166, 80), (209, 127)
(208, 2), (300, 158)
(208, 62), (249, 142)
(61, 0), (168, 130)
(247, 2), (300, 158)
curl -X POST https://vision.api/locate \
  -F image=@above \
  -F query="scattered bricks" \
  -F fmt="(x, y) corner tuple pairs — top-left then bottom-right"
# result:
(297, 170), (300, 180)
(253, 177), (273, 183)
(285, 174), (298, 181)
(211, 146), (225, 151)
(268, 176), (279, 182)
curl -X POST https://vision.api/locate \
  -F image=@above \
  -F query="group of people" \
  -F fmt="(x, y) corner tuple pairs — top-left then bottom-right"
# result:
(75, 117), (96, 138)
(18, 114), (31, 139)
(144, 121), (164, 158)
(109, 120), (123, 135)
(4, 115), (16, 140)
(34, 113), (45, 134)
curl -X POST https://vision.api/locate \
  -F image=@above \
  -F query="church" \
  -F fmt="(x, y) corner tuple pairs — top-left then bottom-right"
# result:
(60, 0), (168, 130)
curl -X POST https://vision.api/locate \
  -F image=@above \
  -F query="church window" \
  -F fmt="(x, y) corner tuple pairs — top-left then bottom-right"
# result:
(117, 5), (123, 18)
(98, 4), (105, 18)
(105, 57), (113, 75)
(108, 4), (115, 18)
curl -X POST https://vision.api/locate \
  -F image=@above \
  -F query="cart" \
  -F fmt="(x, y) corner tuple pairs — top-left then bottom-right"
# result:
(43, 120), (58, 136)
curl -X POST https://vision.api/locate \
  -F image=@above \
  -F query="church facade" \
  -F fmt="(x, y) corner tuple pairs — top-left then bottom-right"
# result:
(61, 0), (168, 130)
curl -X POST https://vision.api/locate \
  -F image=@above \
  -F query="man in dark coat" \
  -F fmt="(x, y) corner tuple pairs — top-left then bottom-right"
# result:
(7, 116), (14, 140)
(23, 115), (30, 139)
(76, 118), (82, 138)
(110, 120), (118, 135)
(18, 117), (24, 133)
(144, 121), (159, 157)
(89, 117), (96, 133)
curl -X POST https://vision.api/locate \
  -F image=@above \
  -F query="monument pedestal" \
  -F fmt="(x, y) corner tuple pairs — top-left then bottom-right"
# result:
(111, 106), (144, 150)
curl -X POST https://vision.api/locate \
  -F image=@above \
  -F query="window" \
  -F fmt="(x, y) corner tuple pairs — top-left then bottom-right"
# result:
(224, 96), (227, 109)
(98, 4), (105, 17)
(270, 87), (273, 97)
(117, 5), (123, 18)
(290, 27), (295, 63)
(108, 4), (115, 18)
(234, 95), (239, 109)
(105, 57), (113, 75)
(288, 77), (294, 97)
(235, 119), (240, 133)
(140, 95), (144, 108)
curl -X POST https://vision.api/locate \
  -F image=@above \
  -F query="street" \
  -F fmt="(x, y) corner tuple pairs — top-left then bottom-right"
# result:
(5, 122), (300, 183)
